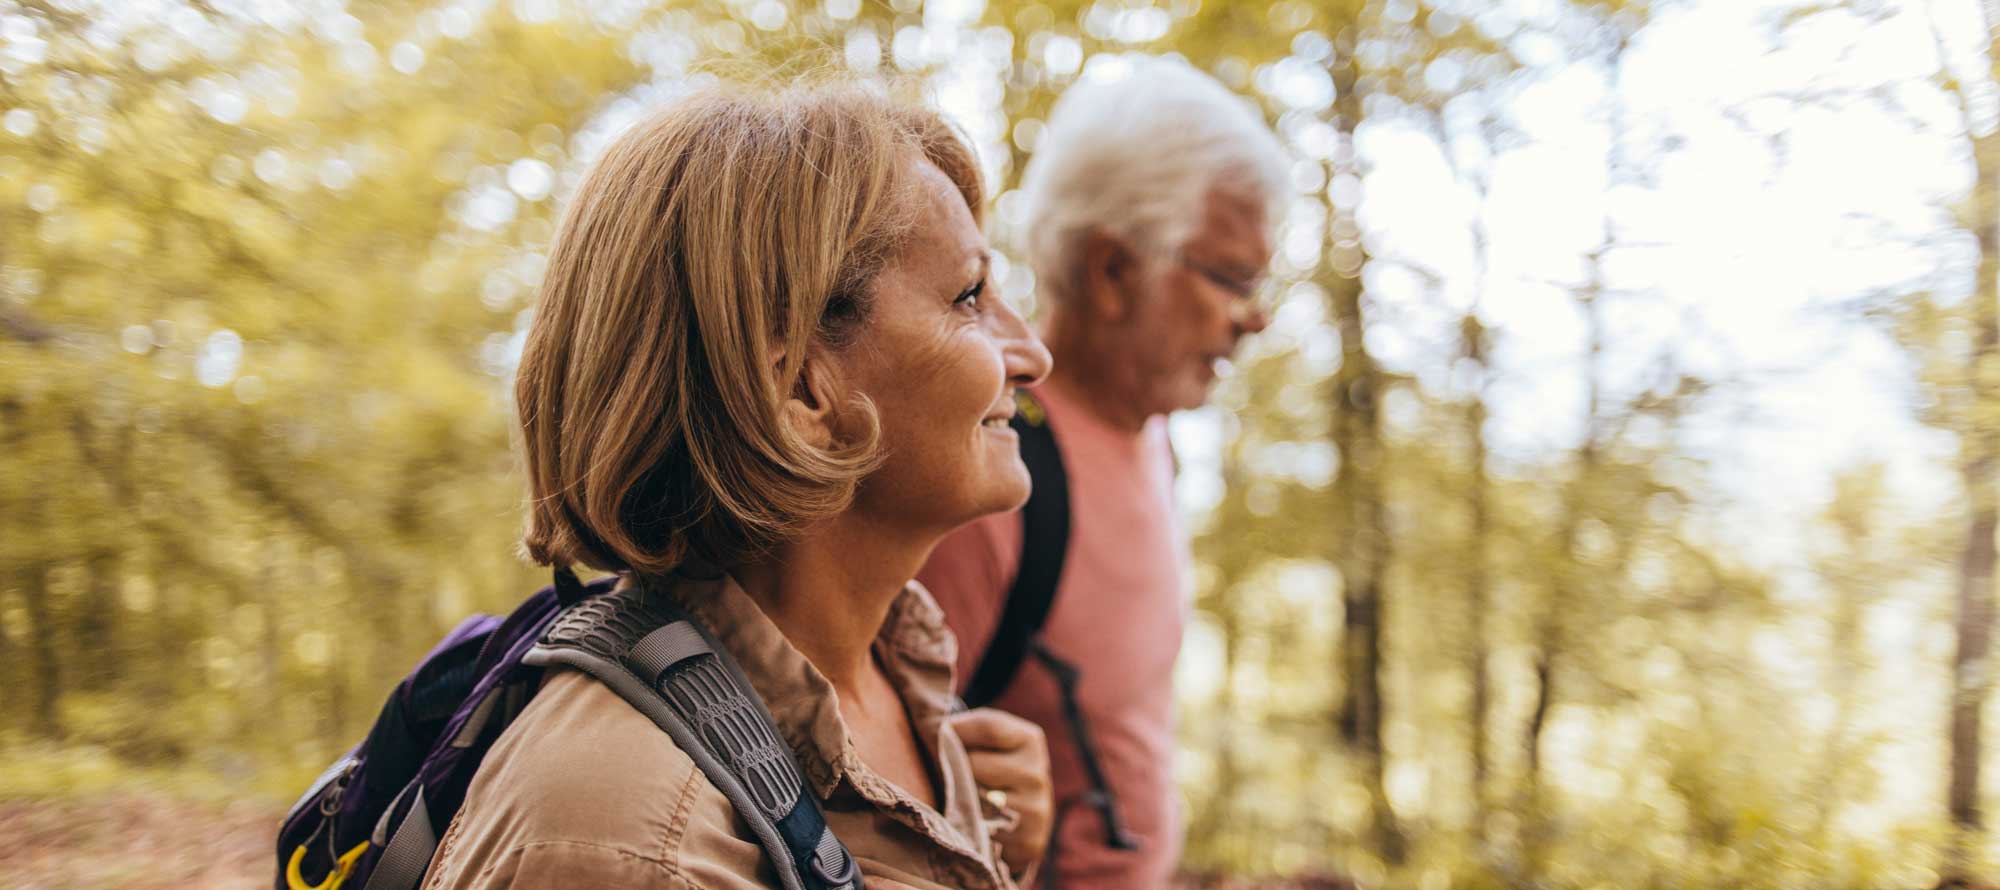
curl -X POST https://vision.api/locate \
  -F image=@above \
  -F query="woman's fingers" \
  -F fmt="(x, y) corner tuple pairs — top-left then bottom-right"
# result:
(965, 749), (1042, 788)
(952, 707), (1046, 757)
(952, 707), (1054, 878)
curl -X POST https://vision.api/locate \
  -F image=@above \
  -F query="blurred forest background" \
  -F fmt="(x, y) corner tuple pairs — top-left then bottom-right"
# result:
(3, 0), (1999, 887)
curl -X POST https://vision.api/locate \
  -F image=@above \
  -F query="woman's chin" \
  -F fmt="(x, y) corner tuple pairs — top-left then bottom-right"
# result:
(961, 462), (1033, 520)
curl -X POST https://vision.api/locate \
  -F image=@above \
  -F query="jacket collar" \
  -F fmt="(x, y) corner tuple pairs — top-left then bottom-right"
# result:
(634, 569), (992, 866)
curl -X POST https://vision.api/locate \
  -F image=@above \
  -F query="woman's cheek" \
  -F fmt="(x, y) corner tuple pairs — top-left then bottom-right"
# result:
(899, 324), (965, 387)
(932, 328), (999, 413)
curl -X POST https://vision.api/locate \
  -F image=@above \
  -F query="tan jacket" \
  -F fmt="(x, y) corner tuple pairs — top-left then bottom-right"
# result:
(420, 572), (1019, 890)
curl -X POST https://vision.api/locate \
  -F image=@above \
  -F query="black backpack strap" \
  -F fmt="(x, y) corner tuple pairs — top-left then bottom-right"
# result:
(521, 587), (860, 890)
(962, 389), (1072, 709)
(551, 565), (589, 607)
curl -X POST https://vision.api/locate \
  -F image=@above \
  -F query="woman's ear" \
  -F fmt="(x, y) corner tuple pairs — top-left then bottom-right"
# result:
(1080, 230), (1138, 323)
(780, 352), (840, 450)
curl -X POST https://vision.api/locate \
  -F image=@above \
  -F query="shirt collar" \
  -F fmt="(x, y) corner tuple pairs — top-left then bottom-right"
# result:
(636, 570), (991, 864)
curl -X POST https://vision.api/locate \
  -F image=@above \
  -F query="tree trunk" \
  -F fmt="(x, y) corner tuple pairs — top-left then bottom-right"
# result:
(76, 551), (120, 691)
(1946, 127), (2000, 882)
(1462, 314), (1493, 841)
(1326, 40), (1405, 865)
(69, 415), (135, 691)
(1526, 285), (1600, 793)
(0, 580), (12, 720)
(1520, 17), (1626, 807)
(1814, 484), (1871, 842)
(20, 563), (64, 738)
(1949, 458), (1996, 868)
(1521, 271), (1605, 884)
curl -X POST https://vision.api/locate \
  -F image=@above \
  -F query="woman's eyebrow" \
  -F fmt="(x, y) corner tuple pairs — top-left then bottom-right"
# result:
(963, 248), (991, 278)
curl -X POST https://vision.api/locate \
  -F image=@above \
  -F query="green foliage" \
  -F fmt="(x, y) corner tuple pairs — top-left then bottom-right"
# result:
(0, 1), (1984, 888)
(0, 0), (642, 783)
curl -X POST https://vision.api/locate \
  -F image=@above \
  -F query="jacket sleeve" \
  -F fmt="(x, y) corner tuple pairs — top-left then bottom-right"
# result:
(426, 838), (694, 889)
(422, 810), (776, 890)
(417, 671), (778, 890)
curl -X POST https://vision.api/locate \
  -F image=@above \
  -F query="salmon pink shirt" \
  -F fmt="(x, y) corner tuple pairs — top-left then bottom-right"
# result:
(918, 381), (1188, 890)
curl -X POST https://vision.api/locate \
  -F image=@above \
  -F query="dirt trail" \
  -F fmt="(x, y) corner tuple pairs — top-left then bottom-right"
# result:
(0, 794), (1346, 889)
(0, 796), (281, 890)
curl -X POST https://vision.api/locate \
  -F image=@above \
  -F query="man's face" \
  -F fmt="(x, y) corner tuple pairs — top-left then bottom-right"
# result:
(1121, 186), (1273, 416)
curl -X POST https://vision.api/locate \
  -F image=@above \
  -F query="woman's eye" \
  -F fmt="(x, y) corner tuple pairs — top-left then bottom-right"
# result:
(954, 279), (985, 309)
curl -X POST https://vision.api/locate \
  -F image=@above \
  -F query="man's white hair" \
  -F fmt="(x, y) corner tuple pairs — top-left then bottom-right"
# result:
(1019, 55), (1290, 303)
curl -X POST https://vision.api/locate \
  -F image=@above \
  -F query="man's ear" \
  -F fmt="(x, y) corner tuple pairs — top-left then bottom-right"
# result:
(779, 352), (840, 450)
(1080, 230), (1139, 324)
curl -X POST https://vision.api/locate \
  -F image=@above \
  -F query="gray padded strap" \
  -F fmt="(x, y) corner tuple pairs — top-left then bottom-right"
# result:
(522, 644), (810, 890)
(370, 781), (413, 846)
(449, 687), (500, 749)
(813, 829), (854, 884)
(655, 648), (802, 821)
(361, 786), (435, 890)
(524, 586), (858, 890)
(815, 829), (846, 864)
(626, 621), (712, 685)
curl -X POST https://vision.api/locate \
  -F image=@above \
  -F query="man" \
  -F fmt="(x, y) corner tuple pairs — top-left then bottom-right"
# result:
(919, 57), (1289, 889)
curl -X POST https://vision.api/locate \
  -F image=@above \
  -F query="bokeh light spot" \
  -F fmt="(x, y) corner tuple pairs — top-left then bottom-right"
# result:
(506, 158), (554, 201)
(391, 42), (426, 74)
(4, 107), (38, 137)
(196, 330), (244, 388)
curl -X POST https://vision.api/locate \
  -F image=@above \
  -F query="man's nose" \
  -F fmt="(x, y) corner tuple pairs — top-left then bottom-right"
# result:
(1232, 300), (1270, 335)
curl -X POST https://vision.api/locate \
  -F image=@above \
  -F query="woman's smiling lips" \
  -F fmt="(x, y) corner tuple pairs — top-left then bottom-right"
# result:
(980, 397), (1017, 436)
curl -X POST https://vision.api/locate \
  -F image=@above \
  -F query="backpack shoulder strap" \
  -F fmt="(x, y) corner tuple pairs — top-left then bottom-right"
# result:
(520, 586), (860, 890)
(962, 389), (1072, 709)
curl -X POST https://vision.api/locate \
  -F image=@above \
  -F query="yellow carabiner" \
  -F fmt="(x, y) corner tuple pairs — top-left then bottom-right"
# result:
(286, 840), (370, 890)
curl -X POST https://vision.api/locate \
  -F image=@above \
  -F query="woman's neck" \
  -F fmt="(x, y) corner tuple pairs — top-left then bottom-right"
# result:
(731, 515), (932, 700)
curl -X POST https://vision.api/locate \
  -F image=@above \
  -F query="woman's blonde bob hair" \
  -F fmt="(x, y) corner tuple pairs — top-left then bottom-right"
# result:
(517, 81), (983, 578)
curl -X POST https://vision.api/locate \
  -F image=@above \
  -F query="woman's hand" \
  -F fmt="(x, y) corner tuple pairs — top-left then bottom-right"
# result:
(952, 707), (1052, 879)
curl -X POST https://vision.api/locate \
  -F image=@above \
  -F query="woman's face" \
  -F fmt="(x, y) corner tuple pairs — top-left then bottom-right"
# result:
(832, 157), (1052, 534)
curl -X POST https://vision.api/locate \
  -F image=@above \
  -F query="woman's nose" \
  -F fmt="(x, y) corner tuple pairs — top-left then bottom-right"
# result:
(1011, 333), (1053, 387)
(998, 297), (1053, 386)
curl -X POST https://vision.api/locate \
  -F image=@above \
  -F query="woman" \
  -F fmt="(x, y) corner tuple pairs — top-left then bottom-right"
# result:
(421, 82), (1054, 889)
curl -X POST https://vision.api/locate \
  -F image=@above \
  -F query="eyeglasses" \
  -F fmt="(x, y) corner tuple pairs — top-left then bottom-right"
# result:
(1179, 255), (1273, 322)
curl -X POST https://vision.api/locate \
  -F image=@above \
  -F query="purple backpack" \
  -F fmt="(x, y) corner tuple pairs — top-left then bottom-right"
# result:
(276, 571), (860, 890)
